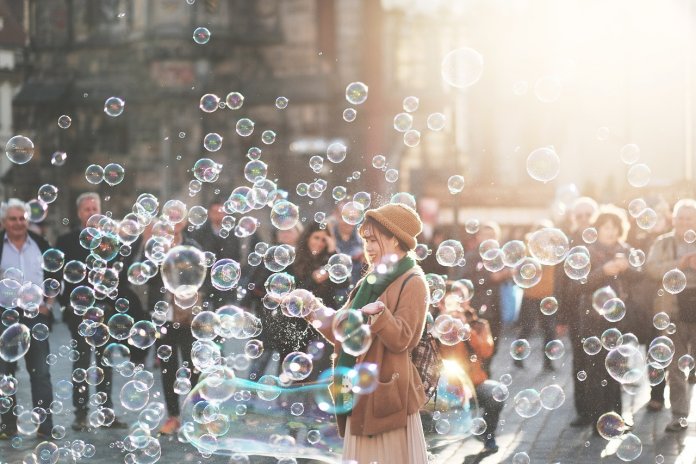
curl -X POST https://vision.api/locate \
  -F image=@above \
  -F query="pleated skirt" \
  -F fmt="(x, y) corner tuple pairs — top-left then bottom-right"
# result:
(342, 413), (428, 464)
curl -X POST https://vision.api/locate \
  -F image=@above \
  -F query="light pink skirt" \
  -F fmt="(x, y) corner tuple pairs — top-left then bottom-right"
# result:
(342, 413), (428, 464)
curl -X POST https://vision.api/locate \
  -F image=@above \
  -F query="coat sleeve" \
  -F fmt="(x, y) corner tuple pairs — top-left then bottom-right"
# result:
(305, 305), (339, 346)
(370, 275), (428, 353)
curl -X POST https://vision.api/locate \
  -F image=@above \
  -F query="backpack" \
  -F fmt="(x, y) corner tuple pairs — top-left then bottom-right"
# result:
(397, 273), (443, 400)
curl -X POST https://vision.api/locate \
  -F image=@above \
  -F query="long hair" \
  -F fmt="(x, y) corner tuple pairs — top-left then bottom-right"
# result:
(293, 221), (332, 282)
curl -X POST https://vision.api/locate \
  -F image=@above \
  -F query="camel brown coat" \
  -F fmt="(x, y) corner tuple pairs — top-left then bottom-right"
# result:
(311, 267), (429, 437)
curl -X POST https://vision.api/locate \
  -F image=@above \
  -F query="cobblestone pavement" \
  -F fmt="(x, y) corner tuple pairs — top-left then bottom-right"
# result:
(1, 321), (695, 464)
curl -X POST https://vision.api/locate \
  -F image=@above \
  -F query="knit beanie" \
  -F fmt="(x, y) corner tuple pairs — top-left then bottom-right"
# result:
(362, 203), (423, 250)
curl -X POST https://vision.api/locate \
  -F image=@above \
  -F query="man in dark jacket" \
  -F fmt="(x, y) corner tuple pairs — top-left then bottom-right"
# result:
(55, 192), (128, 430)
(0, 199), (55, 439)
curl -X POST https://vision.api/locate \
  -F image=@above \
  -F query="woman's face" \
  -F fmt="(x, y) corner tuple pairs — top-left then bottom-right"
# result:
(277, 228), (300, 246)
(308, 230), (328, 255)
(597, 220), (620, 246)
(363, 226), (400, 265)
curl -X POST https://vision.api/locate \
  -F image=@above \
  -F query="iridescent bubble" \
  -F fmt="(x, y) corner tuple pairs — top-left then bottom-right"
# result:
(628, 249), (645, 267)
(627, 163), (651, 188)
(426, 274), (447, 304)
(210, 259), (241, 291)
(596, 411), (626, 439)
(340, 201), (365, 225)
(601, 327), (623, 350)
(544, 339), (565, 360)
(385, 168), (399, 183)
(42, 248), (65, 273)
(436, 240), (465, 267)
(57, 115), (72, 129)
(390, 192), (416, 209)
(635, 208), (657, 230)
(653, 312), (670, 330)
(581, 227), (597, 244)
(441, 47), (484, 88)
(226, 92), (244, 110)
(393, 113), (413, 132)
(663, 268), (686, 294)
(199, 94), (220, 113)
(275, 96), (289, 109)
(402, 96), (419, 112)
(203, 133), (223, 152)
(281, 352), (313, 382)
(620, 144), (640, 164)
(342, 108), (357, 122)
(244, 160), (267, 183)
(648, 336), (675, 363)
(26, 199), (48, 223)
(270, 200), (299, 230)
(103, 163), (125, 186)
(540, 384), (565, 410)
(677, 354), (695, 377)
(85, 164), (104, 185)
(447, 175), (465, 194)
(261, 130), (276, 145)
(236, 118), (254, 137)
(161, 245), (206, 299)
(104, 97), (125, 117)
(527, 228), (568, 265)
(539, 296), (558, 315)
(120, 380), (149, 411)
(510, 339), (531, 361)
(606, 344), (645, 384)
(512, 452), (530, 464)
(345, 82), (368, 105)
(51, 151), (67, 166)
(512, 257), (542, 288)
(37, 184), (58, 204)
(616, 433), (642, 461)
(427, 112), (446, 131)
(188, 205), (208, 227)
(582, 336), (602, 355)
(191, 311), (221, 341)
(513, 388), (542, 418)
(5, 135), (34, 165)
(526, 147), (560, 182)
(234, 216), (259, 238)
(193, 26), (211, 44)
(403, 130), (420, 147)
(372, 155), (386, 169)
(326, 142), (347, 164)
(0, 323), (30, 362)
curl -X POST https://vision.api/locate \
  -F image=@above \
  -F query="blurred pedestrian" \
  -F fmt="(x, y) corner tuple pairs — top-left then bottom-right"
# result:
(645, 199), (696, 432)
(0, 199), (55, 440)
(570, 206), (639, 429)
(330, 208), (365, 303)
(148, 218), (202, 435)
(305, 203), (429, 463)
(439, 284), (503, 456)
(55, 193), (131, 430)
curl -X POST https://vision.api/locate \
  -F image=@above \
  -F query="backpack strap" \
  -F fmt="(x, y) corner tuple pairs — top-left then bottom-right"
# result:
(393, 272), (419, 311)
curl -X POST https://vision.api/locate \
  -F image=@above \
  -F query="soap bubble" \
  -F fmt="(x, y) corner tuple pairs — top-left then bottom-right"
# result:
(103, 163), (125, 186)
(601, 327), (623, 350)
(193, 26), (211, 44)
(42, 248), (65, 273)
(342, 108), (357, 122)
(501, 240), (526, 267)
(236, 118), (254, 137)
(636, 208), (657, 230)
(261, 130), (276, 144)
(5, 135), (34, 165)
(226, 92), (244, 110)
(512, 257), (542, 288)
(627, 164), (651, 187)
(427, 113), (446, 131)
(663, 268), (687, 294)
(628, 249), (645, 267)
(620, 144), (640, 164)
(616, 433), (642, 461)
(340, 201), (365, 226)
(441, 47), (484, 88)
(513, 388), (542, 418)
(85, 164), (104, 184)
(447, 175), (465, 194)
(281, 352), (313, 382)
(583, 336), (602, 355)
(596, 411), (627, 439)
(436, 240), (464, 267)
(402, 96), (419, 112)
(120, 380), (149, 411)
(275, 96), (289, 109)
(605, 344), (645, 384)
(345, 82), (368, 105)
(539, 384), (565, 411)
(161, 245), (206, 299)
(326, 142), (347, 164)
(104, 97), (125, 117)
(539, 297), (558, 315)
(199, 94), (220, 113)
(204, 132), (223, 152)
(544, 339), (565, 360)
(37, 184), (58, 204)
(510, 339), (531, 361)
(582, 227), (597, 244)
(653, 312), (670, 330)
(57, 115), (72, 129)
(526, 147), (560, 182)
(512, 452), (530, 464)
(527, 228), (568, 265)
(648, 336), (674, 363)
(271, 201), (300, 230)
(0, 323), (31, 362)
(385, 168), (400, 183)
(393, 113), (413, 132)
(51, 151), (67, 166)
(403, 130), (420, 147)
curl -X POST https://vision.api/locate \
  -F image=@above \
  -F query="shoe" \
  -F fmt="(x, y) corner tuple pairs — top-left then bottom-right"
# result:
(570, 416), (593, 427)
(665, 418), (688, 432)
(513, 359), (524, 369)
(159, 417), (180, 435)
(71, 415), (88, 431)
(107, 418), (128, 429)
(647, 400), (664, 412)
(479, 437), (499, 456)
(36, 431), (53, 441)
(0, 431), (16, 440)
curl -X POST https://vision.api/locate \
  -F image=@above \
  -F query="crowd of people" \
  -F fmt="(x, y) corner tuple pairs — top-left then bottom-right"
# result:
(0, 191), (695, 462)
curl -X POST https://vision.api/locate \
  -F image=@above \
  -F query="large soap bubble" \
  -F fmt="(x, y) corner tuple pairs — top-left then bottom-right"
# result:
(161, 245), (206, 299)
(441, 48), (484, 89)
(0, 323), (31, 362)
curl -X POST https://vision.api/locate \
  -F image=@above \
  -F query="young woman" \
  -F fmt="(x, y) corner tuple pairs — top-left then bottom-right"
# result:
(306, 203), (429, 463)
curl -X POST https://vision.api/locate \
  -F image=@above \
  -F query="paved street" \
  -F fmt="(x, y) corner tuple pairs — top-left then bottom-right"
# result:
(1, 319), (695, 464)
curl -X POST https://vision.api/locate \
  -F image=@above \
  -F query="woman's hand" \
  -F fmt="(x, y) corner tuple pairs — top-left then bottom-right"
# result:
(324, 234), (336, 253)
(361, 301), (386, 316)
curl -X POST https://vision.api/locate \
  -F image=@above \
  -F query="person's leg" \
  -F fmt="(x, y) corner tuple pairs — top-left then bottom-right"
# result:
(157, 323), (181, 418)
(24, 318), (54, 436)
(95, 343), (114, 409)
(476, 381), (504, 436)
(516, 297), (536, 341)
(178, 325), (199, 387)
(70, 325), (91, 419)
(667, 321), (693, 427)
(570, 327), (591, 424)
(541, 311), (557, 370)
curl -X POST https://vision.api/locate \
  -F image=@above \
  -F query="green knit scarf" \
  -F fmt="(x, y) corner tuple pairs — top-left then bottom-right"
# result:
(334, 255), (416, 413)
